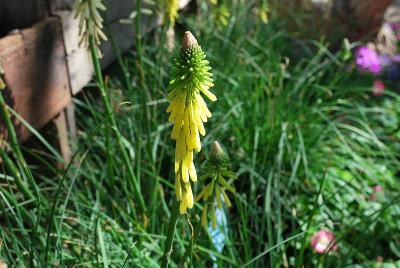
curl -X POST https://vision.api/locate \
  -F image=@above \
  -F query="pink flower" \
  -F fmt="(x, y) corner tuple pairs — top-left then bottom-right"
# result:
(374, 185), (382, 193)
(310, 230), (338, 254)
(370, 185), (383, 201)
(372, 80), (385, 96)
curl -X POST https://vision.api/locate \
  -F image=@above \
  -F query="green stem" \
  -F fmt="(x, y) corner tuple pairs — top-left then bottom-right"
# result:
(88, 36), (146, 214)
(134, 0), (156, 212)
(135, 0), (143, 70)
(134, 0), (152, 146)
(0, 92), (38, 202)
(161, 202), (180, 268)
(181, 219), (202, 266)
(0, 84), (42, 263)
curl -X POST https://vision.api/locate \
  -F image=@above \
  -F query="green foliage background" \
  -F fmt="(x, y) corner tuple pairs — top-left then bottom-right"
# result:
(1, 1), (400, 267)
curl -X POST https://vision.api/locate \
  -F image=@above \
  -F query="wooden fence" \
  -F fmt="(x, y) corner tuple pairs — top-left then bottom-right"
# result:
(0, 0), (190, 161)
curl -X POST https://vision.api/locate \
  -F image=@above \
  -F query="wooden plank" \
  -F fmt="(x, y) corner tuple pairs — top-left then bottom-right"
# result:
(56, 11), (93, 95)
(0, 18), (71, 141)
(53, 110), (72, 164)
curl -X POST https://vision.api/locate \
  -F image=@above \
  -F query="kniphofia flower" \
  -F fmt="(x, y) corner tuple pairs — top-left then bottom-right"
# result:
(167, 31), (216, 213)
(196, 141), (237, 229)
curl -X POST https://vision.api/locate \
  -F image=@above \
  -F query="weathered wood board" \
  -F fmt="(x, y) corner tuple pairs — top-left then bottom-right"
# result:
(56, 11), (93, 95)
(0, 18), (71, 141)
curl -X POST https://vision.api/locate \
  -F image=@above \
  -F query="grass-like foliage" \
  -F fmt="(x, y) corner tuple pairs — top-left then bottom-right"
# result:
(1, 1), (400, 267)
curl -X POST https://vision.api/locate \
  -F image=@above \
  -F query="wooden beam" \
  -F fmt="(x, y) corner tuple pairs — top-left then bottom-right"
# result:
(0, 18), (71, 141)
(53, 109), (72, 164)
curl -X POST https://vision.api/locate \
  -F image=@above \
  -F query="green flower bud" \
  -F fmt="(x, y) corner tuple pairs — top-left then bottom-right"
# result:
(210, 141), (229, 167)
(197, 141), (237, 229)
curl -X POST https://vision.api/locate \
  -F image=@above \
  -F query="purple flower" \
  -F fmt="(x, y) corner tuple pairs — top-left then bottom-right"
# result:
(355, 46), (382, 74)
(378, 54), (392, 67)
(393, 54), (400, 63)
(389, 22), (400, 31)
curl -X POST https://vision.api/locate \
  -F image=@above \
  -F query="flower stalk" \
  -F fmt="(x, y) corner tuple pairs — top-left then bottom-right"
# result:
(88, 36), (146, 214)
(181, 141), (237, 265)
(0, 67), (38, 203)
(167, 31), (216, 214)
(160, 202), (180, 268)
(76, 0), (146, 214)
(162, 31), (216, 267)
(197, 141), (236, 228)
(0, 65), (42, 264)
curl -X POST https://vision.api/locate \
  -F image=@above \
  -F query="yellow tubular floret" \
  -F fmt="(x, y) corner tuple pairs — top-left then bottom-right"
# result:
(184, 183), (194, 209)
(200, 85), (217, 101)
(189, 162), (197, 182)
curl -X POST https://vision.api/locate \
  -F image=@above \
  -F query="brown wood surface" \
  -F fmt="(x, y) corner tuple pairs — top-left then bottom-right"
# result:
(0, 18), (71, 141)
(56, 11), (93, 95)
(53, 110), (71, 165)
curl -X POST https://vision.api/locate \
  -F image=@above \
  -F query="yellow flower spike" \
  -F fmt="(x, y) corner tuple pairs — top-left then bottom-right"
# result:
(167, 31), (216, 214)
(74, 0), (107, 57)
(166, 0), (179, 26)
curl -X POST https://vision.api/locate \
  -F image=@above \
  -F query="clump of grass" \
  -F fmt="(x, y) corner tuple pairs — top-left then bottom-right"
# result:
(0, 1), (399, 267)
